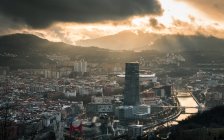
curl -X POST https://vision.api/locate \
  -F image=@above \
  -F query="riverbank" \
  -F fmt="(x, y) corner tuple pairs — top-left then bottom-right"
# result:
(190, 91), (201, 107)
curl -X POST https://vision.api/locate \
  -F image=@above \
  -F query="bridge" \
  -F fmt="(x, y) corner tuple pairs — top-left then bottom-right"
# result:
(143, 93), (199, 131)
(177, 94), (192, 97)
(152, 106), (199, 109)
(151, 106), (198, 115)
(142, 91), (206, 131)
(142, 107), (197, 131)
(176, 92), (191, 97)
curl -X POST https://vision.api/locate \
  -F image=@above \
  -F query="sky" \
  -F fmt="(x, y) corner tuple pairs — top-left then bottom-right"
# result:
(0, 0), (224, 45)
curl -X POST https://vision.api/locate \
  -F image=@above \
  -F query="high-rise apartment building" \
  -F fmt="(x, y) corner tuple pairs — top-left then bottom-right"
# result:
(74, 59), (87, 73)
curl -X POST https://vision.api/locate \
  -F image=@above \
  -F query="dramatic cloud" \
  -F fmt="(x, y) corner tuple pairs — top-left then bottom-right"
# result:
(0, 0), (163, 28)
(0, 14), (27, 35)
(172, 19), (190, 27)
(169, 19), (224, 39)
(180, 0), (224, 22)
(149, 18), (165, 30)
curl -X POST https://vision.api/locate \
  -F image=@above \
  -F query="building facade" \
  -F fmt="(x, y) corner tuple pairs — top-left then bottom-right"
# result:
(124, 62), (140, 106)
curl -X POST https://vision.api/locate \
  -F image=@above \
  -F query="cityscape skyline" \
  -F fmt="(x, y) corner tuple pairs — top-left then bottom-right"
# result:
(1, 0), (224, 139)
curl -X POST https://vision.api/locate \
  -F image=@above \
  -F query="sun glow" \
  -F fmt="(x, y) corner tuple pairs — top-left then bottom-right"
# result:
(131, 16), (149, 27)
(129, 0), (206, 31)
(158, 0), (201, 26)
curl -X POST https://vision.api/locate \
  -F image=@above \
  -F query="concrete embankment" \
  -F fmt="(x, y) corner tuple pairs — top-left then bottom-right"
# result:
(190, 92), (200, 106)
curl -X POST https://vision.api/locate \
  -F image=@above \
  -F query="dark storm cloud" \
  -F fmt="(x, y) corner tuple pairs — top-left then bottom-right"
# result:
(0, 0), (163, 28)
(0, 14), (27, 35)
(149, 18), (165, 30)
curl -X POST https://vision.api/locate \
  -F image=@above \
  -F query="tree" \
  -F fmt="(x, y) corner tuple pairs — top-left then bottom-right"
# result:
(0, 102), (16, 140)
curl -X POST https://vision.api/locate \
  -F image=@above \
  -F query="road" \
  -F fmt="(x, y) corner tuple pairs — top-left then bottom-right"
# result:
(143, 91), (199, 130)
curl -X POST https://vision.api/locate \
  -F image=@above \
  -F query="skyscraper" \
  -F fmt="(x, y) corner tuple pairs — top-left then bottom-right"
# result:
(124, 62), (140, 106)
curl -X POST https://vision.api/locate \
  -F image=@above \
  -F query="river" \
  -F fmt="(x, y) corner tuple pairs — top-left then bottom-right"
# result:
(175, 92), (198, 122)
(165, 92), (199, 126)
(155, 92), (199, 139)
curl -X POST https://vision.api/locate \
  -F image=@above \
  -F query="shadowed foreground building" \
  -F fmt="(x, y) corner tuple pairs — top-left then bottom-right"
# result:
(124, 62), (140, 106)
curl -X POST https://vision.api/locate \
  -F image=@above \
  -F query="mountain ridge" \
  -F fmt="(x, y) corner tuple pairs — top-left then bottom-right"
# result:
(76, 31), (224, 51)
(1, 32), (224, 52)
(76, 30), (160, 50)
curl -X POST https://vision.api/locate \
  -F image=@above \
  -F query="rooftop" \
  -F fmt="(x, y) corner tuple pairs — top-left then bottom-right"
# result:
(117, 73), (156, 78)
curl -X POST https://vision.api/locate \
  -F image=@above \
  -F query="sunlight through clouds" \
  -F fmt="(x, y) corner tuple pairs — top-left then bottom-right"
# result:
(1, 0), (224, 45)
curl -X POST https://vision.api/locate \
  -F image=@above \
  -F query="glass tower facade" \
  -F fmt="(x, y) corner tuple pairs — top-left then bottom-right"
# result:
(124, 62), (140, 106)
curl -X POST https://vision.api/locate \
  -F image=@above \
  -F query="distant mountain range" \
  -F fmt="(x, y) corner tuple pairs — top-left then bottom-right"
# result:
(0, 33), (71, 53)
(77, 30), (224, 52)
(0, 33), (111, 54)
(76, 31), (159, 50)
(0, 33), (110, 69)
(76, 30), (159, 50)
(1, 32), (224, 69)
(1, 32), (224, 53)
